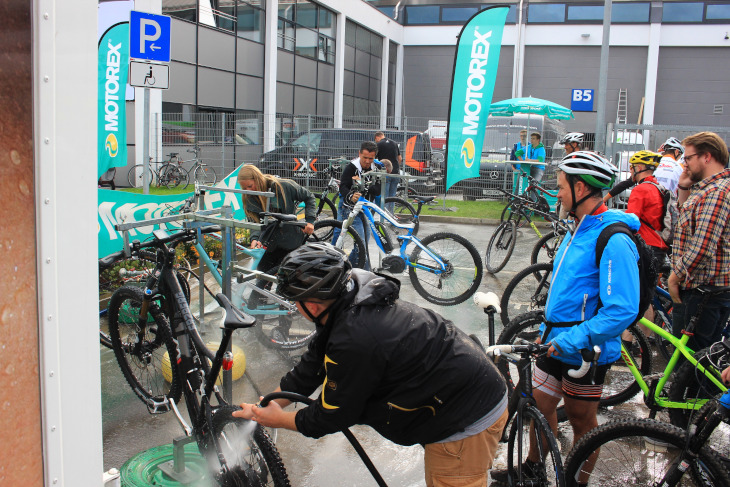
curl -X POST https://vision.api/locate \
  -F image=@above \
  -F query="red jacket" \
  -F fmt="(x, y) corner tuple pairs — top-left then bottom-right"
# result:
(627, 175), (669, 251)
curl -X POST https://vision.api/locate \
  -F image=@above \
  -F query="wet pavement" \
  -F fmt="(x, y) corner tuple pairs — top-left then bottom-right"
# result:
(100, 219), (659, 486)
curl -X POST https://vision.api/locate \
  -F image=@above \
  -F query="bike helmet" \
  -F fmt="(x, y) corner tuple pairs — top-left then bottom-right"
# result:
(559, 132), (584, 145)
(659, 137), (684, 155)
(558, 151), (618, 190)
(629, 150), (662, 167)
(277, 242), (352, 301)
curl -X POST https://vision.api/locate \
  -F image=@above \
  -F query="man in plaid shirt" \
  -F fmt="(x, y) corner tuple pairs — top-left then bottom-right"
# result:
(668, 131), (730, 351)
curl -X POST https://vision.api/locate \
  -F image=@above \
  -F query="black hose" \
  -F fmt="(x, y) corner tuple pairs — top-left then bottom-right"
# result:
(260, 392), (389, 487)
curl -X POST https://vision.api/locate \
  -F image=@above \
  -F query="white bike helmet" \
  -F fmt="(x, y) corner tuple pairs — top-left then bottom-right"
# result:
(558, 151), (617, 190)
(559, 132), (584, 145)
(659, 137), (684, 155)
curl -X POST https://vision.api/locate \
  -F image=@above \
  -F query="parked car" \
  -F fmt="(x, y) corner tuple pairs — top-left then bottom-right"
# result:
(455, 114), (565, 200)
(257, 128), (442, 194)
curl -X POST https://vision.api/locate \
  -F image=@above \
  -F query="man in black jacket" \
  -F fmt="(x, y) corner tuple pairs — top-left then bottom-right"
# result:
(375, 131), (401, 213)
(234, 242), (508, 487)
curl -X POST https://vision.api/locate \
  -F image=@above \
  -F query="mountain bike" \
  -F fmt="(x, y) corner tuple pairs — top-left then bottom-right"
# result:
(181, 145), (218, 187)
(564, 389), (730, 486)
(499, 262), (553, 326)
(107, 227), (290, 486)
(485, 188), (565, 274)
(334, 175), (483, 306)
(127, 154), (189, 188)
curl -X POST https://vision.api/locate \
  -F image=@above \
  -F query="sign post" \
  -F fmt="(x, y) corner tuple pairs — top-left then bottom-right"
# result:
(129, 10), (171, 194)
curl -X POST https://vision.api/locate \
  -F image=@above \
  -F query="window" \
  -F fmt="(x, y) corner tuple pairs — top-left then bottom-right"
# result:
(163, 0), (196, 22)
(706, 3), (730, 20)
(278, 20), (295, 51)
(663, 2), (704, 22)
(279, 1), (294, 20)
(504, 5), (517, 23)
(297, 2), (317, 29)
(295, 27), (317, 58)
(442, 6), (479, 23)
(405, 5), (440, 24)
(237, 2), (264, 42)
(318, 9), (334, 37)
(528, 4), (566, 23)
(377, 6), (395, 19)
(567, 5), (603, 21)
(612, 3), (650, 23)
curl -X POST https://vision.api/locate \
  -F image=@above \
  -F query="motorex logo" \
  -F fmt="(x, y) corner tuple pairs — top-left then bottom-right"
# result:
(461, 29), (492, 136)
(460, 138), (476, 168)
(105, 133), (118, 157)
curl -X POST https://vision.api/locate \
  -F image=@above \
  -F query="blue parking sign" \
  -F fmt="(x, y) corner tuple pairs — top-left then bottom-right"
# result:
(129, 11), (171, 63)
(571, 89), (594, 112)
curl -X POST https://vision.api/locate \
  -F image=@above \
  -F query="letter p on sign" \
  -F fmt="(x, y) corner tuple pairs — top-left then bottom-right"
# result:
(129, 11), (171, 63)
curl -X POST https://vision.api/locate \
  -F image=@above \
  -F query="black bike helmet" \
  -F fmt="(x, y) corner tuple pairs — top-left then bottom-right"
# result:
(277, 242), (352, 301)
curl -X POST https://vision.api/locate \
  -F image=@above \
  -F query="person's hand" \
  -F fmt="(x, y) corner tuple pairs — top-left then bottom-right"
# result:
(547, 344), (559, 357)
(722, 366), (730, 386)
(668, 272), (682, 303)
(302, 222), (314, 235)
(234, 397), (286, 428)
(351, 192), (361, 203)
(232, 402), (258, 420)
(250, 239), (262, 249)
(678, 165), (693, 189)
(515, 149), (524, 158)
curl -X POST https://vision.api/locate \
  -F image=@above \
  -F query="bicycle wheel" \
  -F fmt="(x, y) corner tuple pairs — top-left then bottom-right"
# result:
(408, 232), (482, 306)
(127, 164), (155, 187)
(384, 196), (419, 236)
(497, 313), (651, 412)
(506, 404), (565, 487)
(194, 164), (218, 186)
(564, 418), (728, 486)
(485, 220), (517, 274)
(163, 165), (188, 189)
(107, 285), (181, 412)
(310, 219), (366, 269)
(499, 262), (553, 326)
(668, 343), (730, 429)
(530, 230), (565, 265)
(688, 398), (730, 469)
(314, 194), (337, 221)
(206, 405), (291, 487)
(501, 198), (529, 229)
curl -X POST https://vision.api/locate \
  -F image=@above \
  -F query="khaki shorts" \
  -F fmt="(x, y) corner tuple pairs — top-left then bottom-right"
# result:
(424, 408), (508, 487)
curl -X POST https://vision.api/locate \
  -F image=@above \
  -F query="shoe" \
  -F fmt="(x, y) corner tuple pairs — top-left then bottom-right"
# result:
(491, 459), (540, 484)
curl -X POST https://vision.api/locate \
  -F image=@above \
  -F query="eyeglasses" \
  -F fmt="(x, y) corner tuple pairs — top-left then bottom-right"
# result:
(684, 153), (701, 162)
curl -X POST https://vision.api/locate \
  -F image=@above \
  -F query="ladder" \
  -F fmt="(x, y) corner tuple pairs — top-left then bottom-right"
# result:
(616, 88), (628, 124)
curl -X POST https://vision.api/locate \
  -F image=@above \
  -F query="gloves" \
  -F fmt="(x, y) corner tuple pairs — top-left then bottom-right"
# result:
(515, 149), (524, 158)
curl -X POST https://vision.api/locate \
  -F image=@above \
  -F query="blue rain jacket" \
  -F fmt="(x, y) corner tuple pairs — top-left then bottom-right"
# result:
(541, 208), (640, 366)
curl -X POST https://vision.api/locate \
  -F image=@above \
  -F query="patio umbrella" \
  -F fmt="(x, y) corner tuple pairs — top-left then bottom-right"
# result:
(489, 96), (574, 120)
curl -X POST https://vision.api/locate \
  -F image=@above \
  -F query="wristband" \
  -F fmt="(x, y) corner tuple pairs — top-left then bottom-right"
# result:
(677, 184), (690, 191)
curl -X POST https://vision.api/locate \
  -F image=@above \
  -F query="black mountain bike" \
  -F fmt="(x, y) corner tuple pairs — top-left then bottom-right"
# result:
(106, 228), (290, 486)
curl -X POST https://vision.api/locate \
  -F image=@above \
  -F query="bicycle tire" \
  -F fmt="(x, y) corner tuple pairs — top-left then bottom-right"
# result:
(485, 220), (517, 274)
(408, 232), (482, 306)
(127, 164), (155, 188)
(107, 285), (182, 412)
(688, 398), (730, 470)
(384, 196), (419, 236)
(505, 404), (565, 487)
(530, 230), (564, 265)
(314, 194), (337, 221)
(497, 312), (652, 414)
(194, 164), (218, 186)
(563, 418), (728, 486)
(206, 405), (291, 487)
(501, 198), (530, 229)
(668, 344), (730, 429)
(310, 219), (366, 269)
(164, 165), (189, 189)
(499, 262), (553, 326)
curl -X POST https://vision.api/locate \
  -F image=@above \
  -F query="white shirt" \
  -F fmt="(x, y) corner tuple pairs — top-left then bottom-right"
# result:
(653, 155), (683, 194)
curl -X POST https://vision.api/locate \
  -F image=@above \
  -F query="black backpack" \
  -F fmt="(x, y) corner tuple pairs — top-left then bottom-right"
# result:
(595, 222), (658, 323)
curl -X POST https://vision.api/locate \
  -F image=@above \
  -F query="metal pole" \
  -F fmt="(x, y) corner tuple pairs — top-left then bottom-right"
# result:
(594, 0), (613, 154)
(143, 87), (150, 194)
(221, 113), (226, 175)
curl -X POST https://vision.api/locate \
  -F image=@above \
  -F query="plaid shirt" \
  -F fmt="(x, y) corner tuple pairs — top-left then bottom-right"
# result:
(672, 168), (730, 289)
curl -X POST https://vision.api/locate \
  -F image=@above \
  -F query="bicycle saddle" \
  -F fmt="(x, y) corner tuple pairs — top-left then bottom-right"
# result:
(414, 196), (435, 204)
(214, 293), (256, 329)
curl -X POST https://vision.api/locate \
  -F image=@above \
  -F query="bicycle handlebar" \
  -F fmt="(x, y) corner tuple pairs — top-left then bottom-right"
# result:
(566, 345), (602, 379)
(486, 343), (600, 380)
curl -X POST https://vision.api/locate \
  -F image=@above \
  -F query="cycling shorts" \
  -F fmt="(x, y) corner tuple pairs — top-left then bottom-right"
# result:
(532, 354), (609, 402)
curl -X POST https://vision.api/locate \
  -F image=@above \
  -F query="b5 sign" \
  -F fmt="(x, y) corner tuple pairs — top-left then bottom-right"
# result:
(571, 89), (594, 112)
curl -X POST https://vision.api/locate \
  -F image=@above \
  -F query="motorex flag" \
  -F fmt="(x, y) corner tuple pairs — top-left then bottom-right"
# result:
(98, 21), (130, 177)
(444, 6), (508, 192)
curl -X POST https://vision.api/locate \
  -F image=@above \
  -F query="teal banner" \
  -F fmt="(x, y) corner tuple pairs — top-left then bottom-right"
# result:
(98, 166), (245, 258)
(445, 6), (508, 192)
(98, 22), (130, 177)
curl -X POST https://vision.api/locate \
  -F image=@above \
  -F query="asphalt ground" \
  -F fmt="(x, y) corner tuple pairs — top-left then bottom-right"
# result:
(100, 218), (655, 486)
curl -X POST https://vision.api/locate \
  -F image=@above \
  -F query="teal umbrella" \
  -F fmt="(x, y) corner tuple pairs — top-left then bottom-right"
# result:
(489, 96), (574, 120)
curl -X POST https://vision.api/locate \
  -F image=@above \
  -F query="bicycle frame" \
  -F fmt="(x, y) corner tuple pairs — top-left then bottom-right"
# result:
(338, 196), (450, 275)
(502, 191), (551, 240)
(620, 316), (727, 411)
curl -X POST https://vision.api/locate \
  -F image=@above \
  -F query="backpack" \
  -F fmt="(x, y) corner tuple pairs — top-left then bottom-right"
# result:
(596, 222), (658, 324)
(639, 180), (677, 251)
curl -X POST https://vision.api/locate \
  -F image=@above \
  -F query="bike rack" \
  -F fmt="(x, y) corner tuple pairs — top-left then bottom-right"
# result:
(156, 436), (202, 484)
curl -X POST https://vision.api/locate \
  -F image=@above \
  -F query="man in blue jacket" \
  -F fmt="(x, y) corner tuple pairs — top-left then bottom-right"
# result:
(492, 151), (640, 484)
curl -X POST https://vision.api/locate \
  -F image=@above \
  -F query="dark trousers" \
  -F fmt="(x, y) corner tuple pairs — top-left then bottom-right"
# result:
(672, 287), (730, 353)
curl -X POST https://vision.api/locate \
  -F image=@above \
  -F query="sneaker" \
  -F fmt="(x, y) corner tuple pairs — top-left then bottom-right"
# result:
(491, 459), (540, 484)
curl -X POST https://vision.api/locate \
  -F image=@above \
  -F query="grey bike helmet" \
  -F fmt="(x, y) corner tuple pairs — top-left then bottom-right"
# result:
(277, 242), (352, 301)
(559, 132), (584, 145)
(558, 151), (617, 190)
(659, 137), (684, 155)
